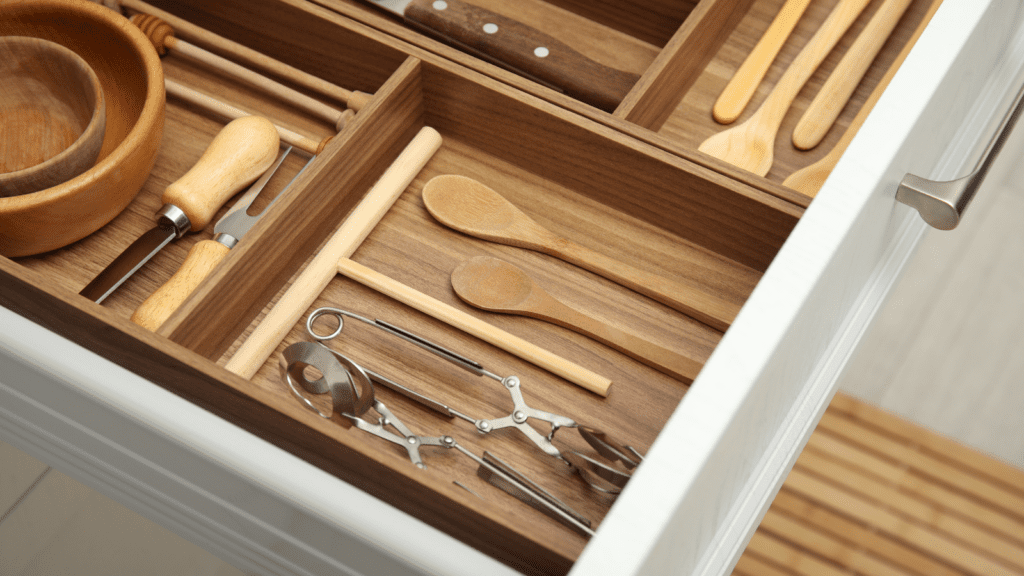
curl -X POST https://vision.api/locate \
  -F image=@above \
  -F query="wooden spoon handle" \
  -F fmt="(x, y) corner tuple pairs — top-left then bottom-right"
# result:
(131, 239), (229, 330)
(713, 0), (813, 124)
(534, 297), (703, 383)
(791, 0), (915, 150)
(548, 238), (737, 332)
(754, 0), (872, 130)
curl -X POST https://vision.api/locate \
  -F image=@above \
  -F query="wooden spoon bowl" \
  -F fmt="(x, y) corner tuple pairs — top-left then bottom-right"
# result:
(0, 36), (106, 197)
(0, 0), (165, 257)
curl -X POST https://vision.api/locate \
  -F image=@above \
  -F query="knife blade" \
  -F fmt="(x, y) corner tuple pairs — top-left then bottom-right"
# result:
(364, 0), (638, 111)
(80, 116), (280, 303)
(130, 148), (312, 331)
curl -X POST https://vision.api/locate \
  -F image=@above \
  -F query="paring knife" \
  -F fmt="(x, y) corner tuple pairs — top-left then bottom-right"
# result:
(80, 116), (280, 304)
(130, 147), (311, 331)
(362, 0), (638, 111)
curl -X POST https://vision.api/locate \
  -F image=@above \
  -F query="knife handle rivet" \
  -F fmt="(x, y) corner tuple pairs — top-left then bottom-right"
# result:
(534, 47), (549, 58)
(432, 1), (447, 10)
(483, 23), (498, 34)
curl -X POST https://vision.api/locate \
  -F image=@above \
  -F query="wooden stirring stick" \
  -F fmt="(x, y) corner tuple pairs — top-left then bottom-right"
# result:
(713, 0), (813, 124)
(784, 0), (942, 196)
(422, 175), (738, 332)
(165, 79), (332, 155)
(698, 0), (872, 176)
(452, 257), (703, 383)
(117, 0), (373, 111)
(131, 14), (352, 131)
(792, 0), (915, 150)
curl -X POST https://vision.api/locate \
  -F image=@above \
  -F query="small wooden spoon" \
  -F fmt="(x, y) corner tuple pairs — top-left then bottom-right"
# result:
(423, 175), (736, 332)
(451, 256), (703, 383)
(698, 0), (872, 176)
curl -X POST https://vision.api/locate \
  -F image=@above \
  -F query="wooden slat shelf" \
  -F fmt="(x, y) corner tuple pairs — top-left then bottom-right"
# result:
(733, 394), (1024, 576)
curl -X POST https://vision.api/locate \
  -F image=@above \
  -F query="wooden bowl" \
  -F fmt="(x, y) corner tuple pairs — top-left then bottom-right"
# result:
(0, 36), (107, 197)
(0, 0), (164, 257)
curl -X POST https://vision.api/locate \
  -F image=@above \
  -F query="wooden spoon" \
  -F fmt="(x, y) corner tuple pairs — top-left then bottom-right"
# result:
(423, 175), (736, 332)
(451, 256), (703, 383)
(713, 0), (814, 124)
(698, 0), (872, 176)
(791, 0), (915, 150)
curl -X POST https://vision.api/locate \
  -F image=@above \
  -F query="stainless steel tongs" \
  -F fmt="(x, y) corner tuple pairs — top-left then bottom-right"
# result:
(289, 307), (643, 495)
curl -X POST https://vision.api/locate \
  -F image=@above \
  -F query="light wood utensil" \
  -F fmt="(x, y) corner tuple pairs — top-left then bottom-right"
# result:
(713, 0), (813, 124)
(451, 256), (703, 383)
(422, 175), (736, 332)
(783, 0), (941, 195)
(792, 0), (915, 150)
(130, 13), (356, 131)
(698, 0), (872, 176)
(0, 36), (106, 196)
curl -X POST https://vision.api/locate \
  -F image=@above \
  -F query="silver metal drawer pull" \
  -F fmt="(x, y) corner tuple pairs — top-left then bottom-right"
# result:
(896, 78), (1024, 230)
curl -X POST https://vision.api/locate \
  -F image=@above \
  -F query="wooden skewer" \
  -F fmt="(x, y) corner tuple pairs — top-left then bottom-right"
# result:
(336, 258), (613, 397)
(712, 0), (813, 124)
(131, 13), (351, 131)
(225, 127), (442, 379)
(783, 0), (941, 195)
(792, 0), (915, 150)
(116, 0), (373, 111)
(165, 78), (332, 155)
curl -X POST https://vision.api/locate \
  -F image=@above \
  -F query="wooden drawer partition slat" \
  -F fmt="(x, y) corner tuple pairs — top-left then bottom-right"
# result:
(735, 394), (1024, 576)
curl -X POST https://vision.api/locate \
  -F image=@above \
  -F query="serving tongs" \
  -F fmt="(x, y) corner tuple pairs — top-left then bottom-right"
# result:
(280, 333), (594, 536)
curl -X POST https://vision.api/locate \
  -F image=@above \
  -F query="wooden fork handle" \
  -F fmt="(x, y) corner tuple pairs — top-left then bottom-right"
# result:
(547, 238), (738, 332)
(131, 239), (229, 331)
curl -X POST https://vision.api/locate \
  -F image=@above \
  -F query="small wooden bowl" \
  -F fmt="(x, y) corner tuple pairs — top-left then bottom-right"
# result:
(0, 0), (165, 257)
(0, 36), (107, 197)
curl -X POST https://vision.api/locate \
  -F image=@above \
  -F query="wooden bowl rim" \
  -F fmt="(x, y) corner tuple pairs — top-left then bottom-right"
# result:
(0, 35), (107, 190)
(0, 0), (164, 210)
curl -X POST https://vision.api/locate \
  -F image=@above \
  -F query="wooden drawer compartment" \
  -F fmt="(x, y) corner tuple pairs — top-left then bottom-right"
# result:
(0, 1), (800, 573)
(310, 0), (940, 203)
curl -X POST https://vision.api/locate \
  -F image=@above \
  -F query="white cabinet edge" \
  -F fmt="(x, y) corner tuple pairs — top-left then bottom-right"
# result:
(0, 308), (518, 576)
(572, 0), (1024, 574)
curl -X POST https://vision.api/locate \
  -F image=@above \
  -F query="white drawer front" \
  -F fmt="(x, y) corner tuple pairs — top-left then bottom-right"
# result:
(572, 0), (1024, 574)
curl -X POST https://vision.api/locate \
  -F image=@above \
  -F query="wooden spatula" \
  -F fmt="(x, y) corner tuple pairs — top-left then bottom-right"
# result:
(422, 175), (737, 332)
(698, 0), (872, 176)
(792, 0), (915, 150)
(713, 0), (814, 124)
(452, 256), (703, 383)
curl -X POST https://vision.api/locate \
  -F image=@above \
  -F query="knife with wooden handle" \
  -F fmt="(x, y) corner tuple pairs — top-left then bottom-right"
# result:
(80, 116), (280, 304)
(365, 0), (638, 111)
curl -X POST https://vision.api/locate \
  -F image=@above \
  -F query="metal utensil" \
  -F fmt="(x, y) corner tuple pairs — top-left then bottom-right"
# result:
(131, 147), (310, 330)
(80, 116), (280, 303)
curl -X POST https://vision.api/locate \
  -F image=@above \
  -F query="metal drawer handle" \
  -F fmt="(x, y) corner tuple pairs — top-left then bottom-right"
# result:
(896, 78), (1024, 230)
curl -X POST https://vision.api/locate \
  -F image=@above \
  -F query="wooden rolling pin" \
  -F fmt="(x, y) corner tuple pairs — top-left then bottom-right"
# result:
(131, 13), (353, 131)
(116, 0), (373, 111)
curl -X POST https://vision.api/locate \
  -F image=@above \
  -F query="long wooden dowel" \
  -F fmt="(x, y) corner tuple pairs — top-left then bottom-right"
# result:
(336, 258), (613, 397)
(117, 0), (373, 111)
(131, 13), (351, 131)
(165, 78), (330, 155)
(225, 127), (443, 379)
(783, 0), (941, 195)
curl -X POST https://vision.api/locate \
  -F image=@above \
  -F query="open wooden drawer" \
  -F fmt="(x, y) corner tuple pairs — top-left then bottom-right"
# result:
(1, 0), (1022, 574)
